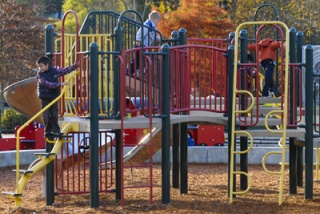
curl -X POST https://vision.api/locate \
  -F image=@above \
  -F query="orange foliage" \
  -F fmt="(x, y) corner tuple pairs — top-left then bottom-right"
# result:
(157, 0), (236, 39)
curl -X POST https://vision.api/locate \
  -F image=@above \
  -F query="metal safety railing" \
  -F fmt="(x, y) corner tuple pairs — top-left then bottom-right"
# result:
(169, 44), (228, 114)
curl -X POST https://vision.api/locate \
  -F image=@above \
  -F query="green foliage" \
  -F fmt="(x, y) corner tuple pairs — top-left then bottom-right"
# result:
(57, 0), (127, 32)
(152, 0), (180, 12)
(1, 108), (27, 133)
(58, 0), (179, 33)
(228, 0), (320, 44)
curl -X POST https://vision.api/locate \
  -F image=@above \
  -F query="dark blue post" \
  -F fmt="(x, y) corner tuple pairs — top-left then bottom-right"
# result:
(171, 30), (179, 47)
(304, 45), (313, 199)
(229, 32), (235, 45)
(227, 45), (235, 198)
(89, 42), (99, 208)
(45, 24), (54, 64)
(289, 28), (297, 194)
(228, 45), (236, 196)
(114, 25), (123, 200)
(178, 28), (187, 45)
(114, 26), (123, 117)
(161, 44), (171, 203)
(180, 122), (188, 194)
(177, 28), (188, 194)
(171, 30), (180, 188)
(239, 29), (248, 190)
(44, 24), (55, 206)
(172, 123), (179, 188)
(296, 31), (304, 187)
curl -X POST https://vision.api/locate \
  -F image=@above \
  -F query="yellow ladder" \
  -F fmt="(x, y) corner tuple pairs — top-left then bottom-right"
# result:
(229, 21), (289, 205)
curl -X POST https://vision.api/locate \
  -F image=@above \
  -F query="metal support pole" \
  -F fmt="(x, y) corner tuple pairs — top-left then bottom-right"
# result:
(172, 123), (179, 188)
(44, 24), (55, 206)
(229, 32), (235, 45)
(239, 29), (248, 190)
(178, 28), (187, 45)
(180, 123), (188, 194)
(161, 44), (171, 204)
(227, 45), (235, 198)
(171, 30), (179, 47)
(170, 28), (187, 191)
(114, 25), (123, 200)
(288, 28), (297, 194)
(89, 42), (99, 208)
(296, 31), (304, 187)
(170, 30), (180, 187)
(114, 26), (123, 117)
(304, 45), (313, 199)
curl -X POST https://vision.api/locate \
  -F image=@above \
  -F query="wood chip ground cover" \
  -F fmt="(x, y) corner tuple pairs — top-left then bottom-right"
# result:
(1, 164), (320, 213)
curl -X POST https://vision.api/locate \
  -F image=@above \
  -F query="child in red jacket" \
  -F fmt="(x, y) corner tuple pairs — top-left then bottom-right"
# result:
(248, 38), (282, 97)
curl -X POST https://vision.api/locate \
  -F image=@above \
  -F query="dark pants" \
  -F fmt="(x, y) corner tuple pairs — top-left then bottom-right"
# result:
(261, 59), (275, 96)
(130, 45), (143, 74)
(41, 99), (60, 135)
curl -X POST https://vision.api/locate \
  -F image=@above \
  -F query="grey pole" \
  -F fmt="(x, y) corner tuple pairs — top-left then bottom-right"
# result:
(288, 28), (297, 194)
(161, 44), (171, 203)
(44, 24), (55, 206)
(304, 45), (313, 199)
(296, 31), (305, 187)
(239, 29), (248, 190)
(89, 42), (99, 208)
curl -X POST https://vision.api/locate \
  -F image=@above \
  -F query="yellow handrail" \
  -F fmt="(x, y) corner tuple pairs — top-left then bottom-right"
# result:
(14, 122), (75, 207)
(15, 71), (79, 192)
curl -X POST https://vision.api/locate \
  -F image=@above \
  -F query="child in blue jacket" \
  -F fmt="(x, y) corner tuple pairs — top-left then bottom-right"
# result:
(37, 56), (77, 138)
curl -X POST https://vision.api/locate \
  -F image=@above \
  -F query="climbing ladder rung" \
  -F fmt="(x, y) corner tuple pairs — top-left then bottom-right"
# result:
(34, 152), (56, 158)
(2, 191), (22, 197)
(12, 169), (33, 174)
(236, 129), (305, 138)
(45, 136), (72, 143)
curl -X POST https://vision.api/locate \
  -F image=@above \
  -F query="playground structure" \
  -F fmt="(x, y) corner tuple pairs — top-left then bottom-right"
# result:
(1, 4), (320, 209)
(0, 122), (45, 151)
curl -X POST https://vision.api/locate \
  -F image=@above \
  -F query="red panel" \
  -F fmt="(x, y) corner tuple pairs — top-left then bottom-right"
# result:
(34, 127), (45, 149)
(195, 125), (225, 146)
(0, 138), (16, 151)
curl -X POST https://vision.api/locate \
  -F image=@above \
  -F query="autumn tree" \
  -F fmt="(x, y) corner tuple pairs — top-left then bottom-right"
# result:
(0, 0), (47, 87)
(157, 0), (236, 39)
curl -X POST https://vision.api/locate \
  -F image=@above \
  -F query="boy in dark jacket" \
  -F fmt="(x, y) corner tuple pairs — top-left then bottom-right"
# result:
(37, 56), (77, 138)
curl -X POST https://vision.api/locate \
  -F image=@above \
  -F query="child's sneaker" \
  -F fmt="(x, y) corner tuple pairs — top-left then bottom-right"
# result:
(51, 132), (64, 138)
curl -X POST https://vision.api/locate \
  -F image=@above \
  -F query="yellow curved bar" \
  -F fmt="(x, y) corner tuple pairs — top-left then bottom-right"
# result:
(233, 130), (254, 154)
(262, 151), (282, 175)
(234, 90), (255, 114)
(264, 109), (284, 133)
(15, 71), (79, 197)
(231, 171), (252, 195)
